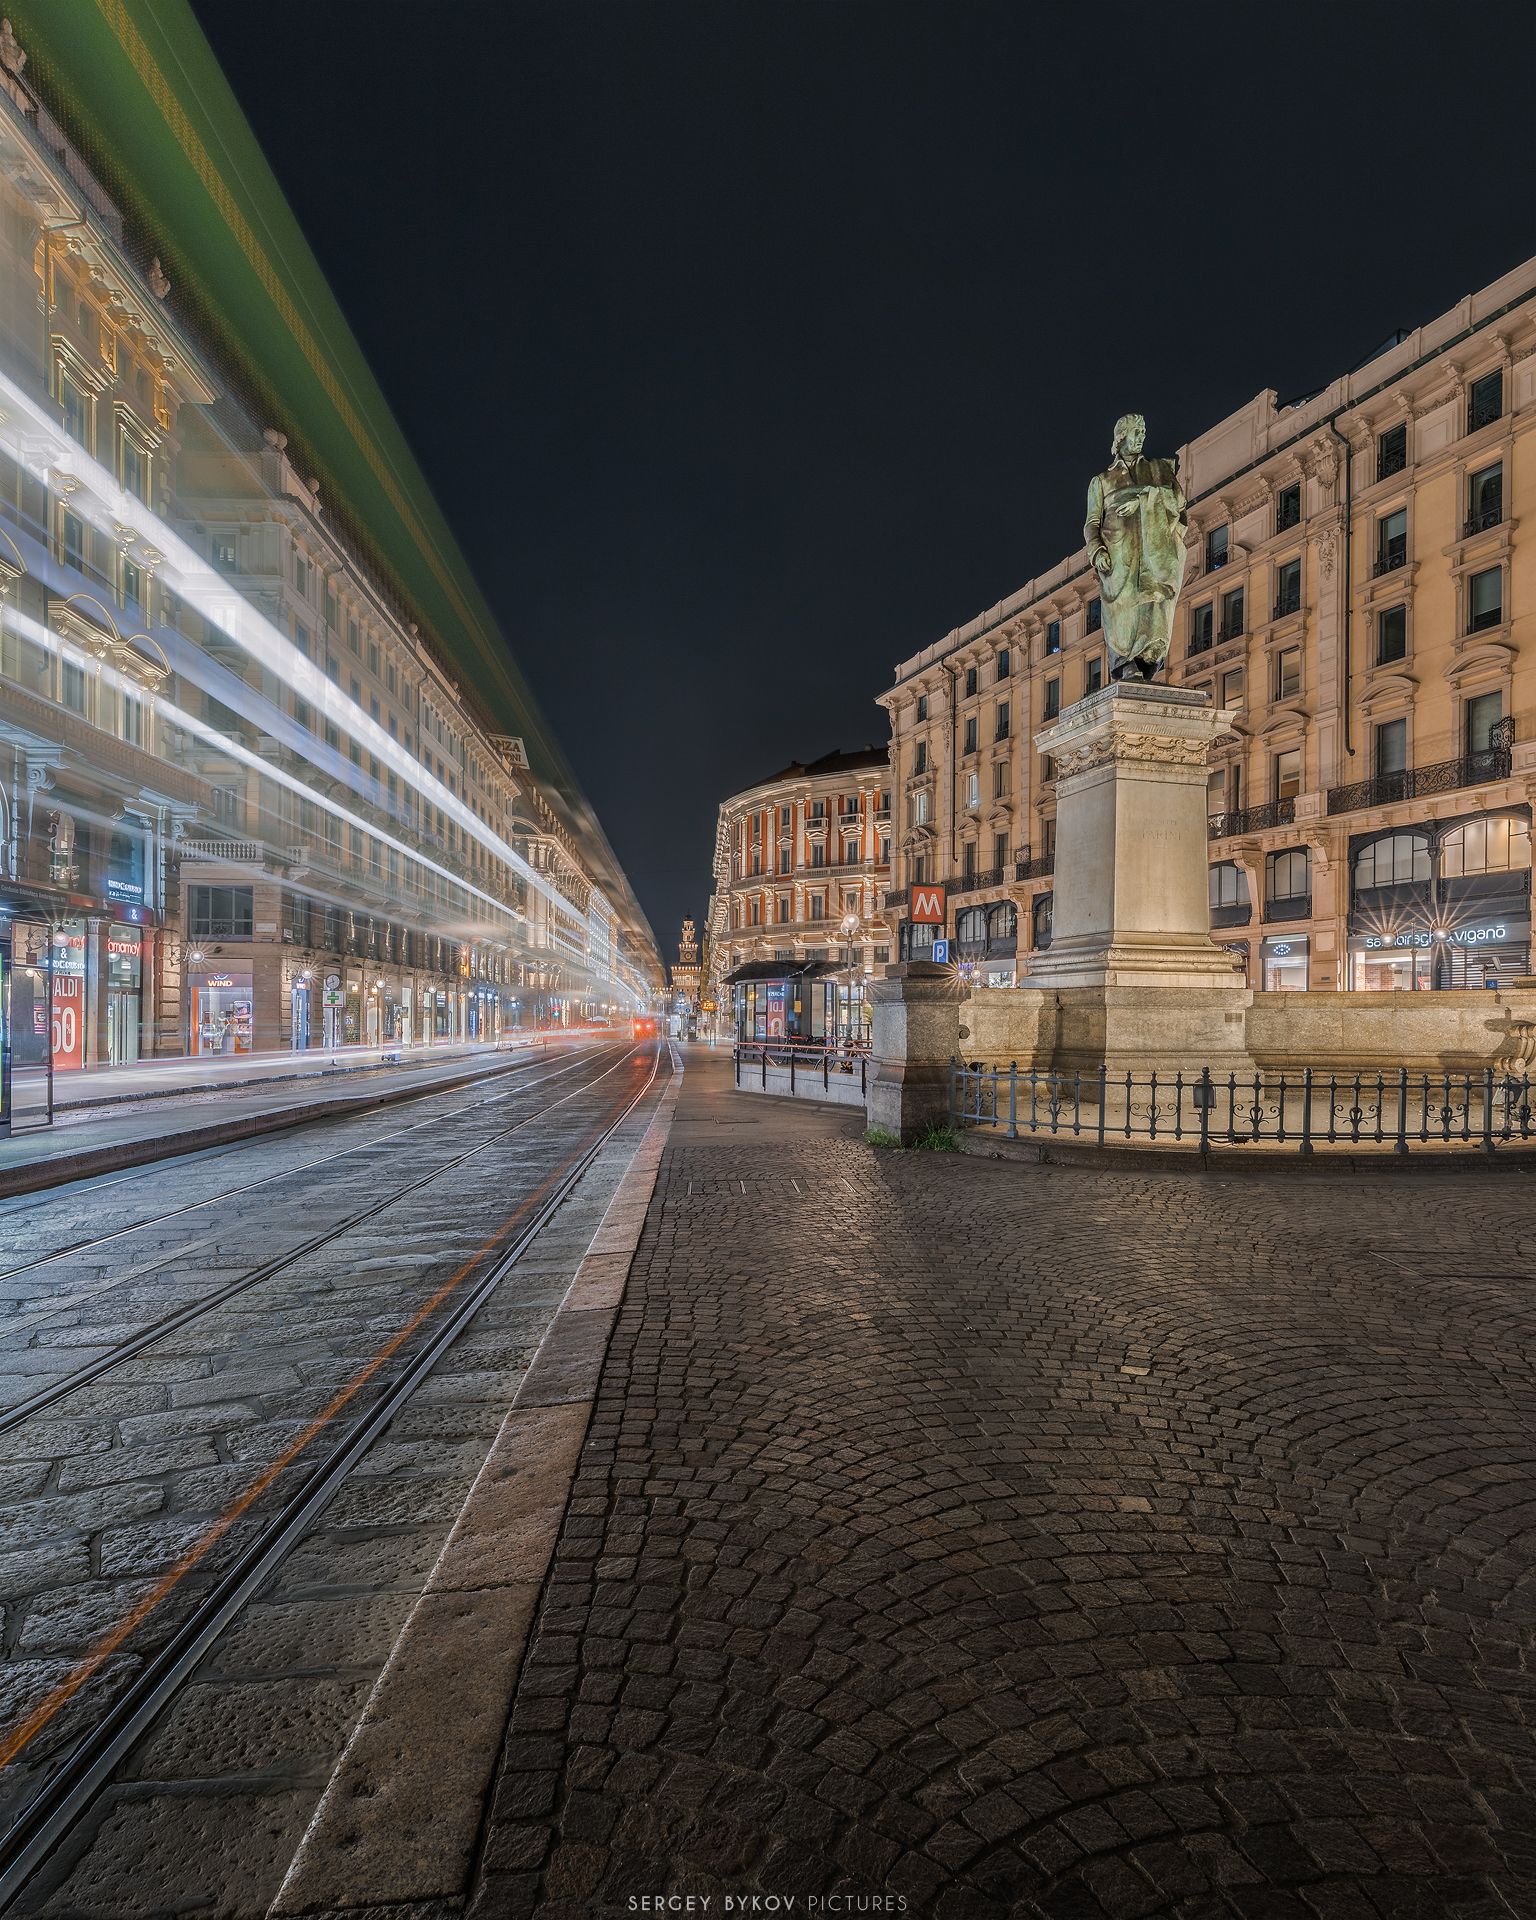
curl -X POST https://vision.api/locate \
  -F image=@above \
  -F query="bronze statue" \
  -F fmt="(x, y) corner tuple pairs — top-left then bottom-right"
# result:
(1084, 413), (1188, 680)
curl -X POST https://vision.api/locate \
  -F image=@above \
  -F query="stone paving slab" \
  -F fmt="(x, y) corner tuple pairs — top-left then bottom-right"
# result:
(462, 1044), (1536, 1920)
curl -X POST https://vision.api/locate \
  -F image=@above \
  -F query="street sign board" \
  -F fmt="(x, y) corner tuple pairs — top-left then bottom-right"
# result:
(931, 939), (950, 964)
(911, 884), (947, 925)
(322, 988), (345, 1009)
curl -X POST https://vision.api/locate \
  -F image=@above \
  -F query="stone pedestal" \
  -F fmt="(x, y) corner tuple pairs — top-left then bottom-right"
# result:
(1025, 681), (1255, 1075)
(866, 962), (960, 1142)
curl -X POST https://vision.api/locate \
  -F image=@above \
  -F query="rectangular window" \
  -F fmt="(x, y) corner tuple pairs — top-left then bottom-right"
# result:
(1468, 566), (1502, 632)
(1374, 718), (1407, 776)
(1273, 748), (1302, 801)
(1467, 462), (1503, 534)
(966, 771), (980, 809)
(1377, 422), (1408, 480)
(776, 895), (790, 923)
(993, 759), (1008, 797)
(997, 648), (1011, 679)
(777, 847), (791, 875)
(1084, 655), (1102, 695)
(60, 658), (86, 713)
(1221, 667), (1245, 709)
(1377, 508), (1407, 574)
(913, 789), (929, 826)
(995, 700), (1010, 741)
(294, 553), (309, 595)
(1274, 557), (1301, 617)
(916, 693), (927, 721)
(780, 805), (792, 828)
(809, 892), (825, 920)
(1045, 620), (1061, 655)
(61, 508), (85, 570)
(213, 534), (237, 571)
(1466, 691), (1503, 754)
(1219, 587), (1245, 641)
(120, 439), (145, 502)
(188, 884), (254, 938)
(994, 832), (1009, 872)
(348, 619), (360, 654)
(1468, 369), (1503, 433)
(1190, 602), (1213, 653)
(1377, 605), (1407, 664)
(964, 716), (978, 754)
(1276, 484), (1301, 531)
(1276, 647), (1300, 700)
(1205, 525), (1229, 571)
(914, 741), (927, 775)
(964, 665), (978, 697)
(1043, 676), (1061, 719)
(61, 377), (89, 447)
(293, 622), (311, 659)
(1086, 597), (1102, 633)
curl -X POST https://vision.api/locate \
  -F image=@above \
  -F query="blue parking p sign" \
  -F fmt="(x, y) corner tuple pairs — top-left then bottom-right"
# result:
(931, 939), (950, 964)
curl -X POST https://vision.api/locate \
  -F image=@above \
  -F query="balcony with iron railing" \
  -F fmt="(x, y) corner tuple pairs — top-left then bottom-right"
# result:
(1015, 852), (1056, 882)
(1326, 725), (1515, 815)
(1464, 497), (1504, 538)
(1373, 539), (1408, 577)
(1208, 799), (1296, 838)
(1468, 390), (1503, 434)
(1262, 895), (1312, 924)
(1377, 442), (1408, 481)
(1273, 586), (1302, 619)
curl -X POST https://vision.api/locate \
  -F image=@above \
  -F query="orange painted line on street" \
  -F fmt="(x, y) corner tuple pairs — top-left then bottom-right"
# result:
(0, 1079), (635, 1774)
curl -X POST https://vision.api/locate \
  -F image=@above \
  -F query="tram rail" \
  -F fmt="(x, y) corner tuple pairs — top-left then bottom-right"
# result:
(0, 1042), (669, 1906)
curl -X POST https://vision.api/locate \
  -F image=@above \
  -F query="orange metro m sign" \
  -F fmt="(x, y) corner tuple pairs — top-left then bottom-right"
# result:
(910, 884), (947, 925)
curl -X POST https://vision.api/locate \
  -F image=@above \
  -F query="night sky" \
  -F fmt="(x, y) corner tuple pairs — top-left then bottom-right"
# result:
(189, 0), (1536, 967)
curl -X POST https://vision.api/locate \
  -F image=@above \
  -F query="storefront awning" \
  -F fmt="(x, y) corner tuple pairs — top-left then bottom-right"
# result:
(723, 959), (843, 986)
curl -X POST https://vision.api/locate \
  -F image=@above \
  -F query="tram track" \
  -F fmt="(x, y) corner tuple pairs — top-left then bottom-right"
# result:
(0, 1042), (641, 1436)
(0, 1041), (670, 1907)
(0, 1037), (611, 1282)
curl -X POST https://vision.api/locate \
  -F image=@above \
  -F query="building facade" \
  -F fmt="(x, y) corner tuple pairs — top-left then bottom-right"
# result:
(707, 748), (891, 1042)
(0, 21), (655, 1124)
(881, 256), (1536, 995)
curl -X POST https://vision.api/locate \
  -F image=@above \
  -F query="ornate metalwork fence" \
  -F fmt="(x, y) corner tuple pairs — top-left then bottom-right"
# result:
(951, 1060), (1536, 1156)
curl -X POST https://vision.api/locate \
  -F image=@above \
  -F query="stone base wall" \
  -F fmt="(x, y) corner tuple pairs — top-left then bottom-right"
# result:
(960, 985), (1536, 1076)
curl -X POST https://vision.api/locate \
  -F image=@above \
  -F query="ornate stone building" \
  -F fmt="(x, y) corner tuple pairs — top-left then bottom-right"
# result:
(0, 17), (656, 1117)
(707, 748), (891, 1042)
(881, 255), (1536, 995)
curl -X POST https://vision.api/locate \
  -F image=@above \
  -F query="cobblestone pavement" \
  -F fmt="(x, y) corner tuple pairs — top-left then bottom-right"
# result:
(473, 1047), (1536, 1920)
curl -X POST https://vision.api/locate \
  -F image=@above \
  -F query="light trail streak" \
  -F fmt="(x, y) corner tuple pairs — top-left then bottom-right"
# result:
(0, 367), (641, 1001)
(2, 603), (641, 1001)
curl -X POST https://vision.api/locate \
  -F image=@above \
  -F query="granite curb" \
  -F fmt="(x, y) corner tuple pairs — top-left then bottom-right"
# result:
(268, 1060), (682, 1917)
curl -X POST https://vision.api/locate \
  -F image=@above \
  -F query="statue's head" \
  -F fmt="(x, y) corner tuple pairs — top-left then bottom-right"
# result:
(1111, 413), (1146, 460)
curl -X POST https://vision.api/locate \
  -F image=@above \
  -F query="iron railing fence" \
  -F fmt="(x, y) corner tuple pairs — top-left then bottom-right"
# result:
(951, 1059), (1536, 1157)
(735, 1042), (869, 1099)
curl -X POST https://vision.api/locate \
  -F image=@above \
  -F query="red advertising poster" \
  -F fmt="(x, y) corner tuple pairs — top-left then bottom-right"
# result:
(51, 973), (85, 1071)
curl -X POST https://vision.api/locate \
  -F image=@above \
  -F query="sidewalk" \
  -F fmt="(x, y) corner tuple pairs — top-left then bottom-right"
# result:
(457, 1044), (1536, 1919)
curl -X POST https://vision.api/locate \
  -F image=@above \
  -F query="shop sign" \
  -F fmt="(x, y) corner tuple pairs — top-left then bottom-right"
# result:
(107, 932), (142, 957)
(104, 875), (145, 905)
(1363, 924), (1509, 950)
(51, 973), (84, 1071)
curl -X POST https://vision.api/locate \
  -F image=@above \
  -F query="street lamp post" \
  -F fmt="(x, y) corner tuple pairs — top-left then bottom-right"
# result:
(838, 910), (861, 1049)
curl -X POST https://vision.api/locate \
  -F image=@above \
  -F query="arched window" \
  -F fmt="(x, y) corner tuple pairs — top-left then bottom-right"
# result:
(1353, 832), (1429, 890)
(1031, 893), (1054, 951)
(1265, 848), (1311, 902)
(1440, 814), (1531, 878)
(956, 906), (988, 945)
(1208, 862), (1249, 910)
(987, 902), (1017, 941)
